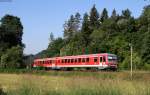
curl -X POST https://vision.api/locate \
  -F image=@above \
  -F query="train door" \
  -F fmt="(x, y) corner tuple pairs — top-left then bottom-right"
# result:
(100, 56), (106, 67)
(100, 56), (103, 66)
(52, 60), (55, 69)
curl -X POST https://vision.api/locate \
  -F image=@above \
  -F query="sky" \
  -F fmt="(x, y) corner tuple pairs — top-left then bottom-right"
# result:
(0, 0), (149, 55)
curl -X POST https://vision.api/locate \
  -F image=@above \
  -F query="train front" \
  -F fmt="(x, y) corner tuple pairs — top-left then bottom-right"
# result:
(107, 54), (118, 70)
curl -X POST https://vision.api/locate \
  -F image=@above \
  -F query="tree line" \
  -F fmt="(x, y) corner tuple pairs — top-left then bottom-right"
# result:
(37, 5), (150, 69)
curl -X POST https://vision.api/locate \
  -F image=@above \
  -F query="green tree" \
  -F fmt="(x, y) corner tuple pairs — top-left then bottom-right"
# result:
(111, 9), (118, 21)
(89, 4), (100, 29)
(100, 8), (108, 22)
(0, 45), (23, 69)
(74, 12), (81, 31)
(63, 15), (75, 39)
(63, 13), (81, 40)
(121, 9), (131, 19)
(49, 32), (54, 42)
(141, 31), (150, 64)
(36, 37), (64, 58)
(0, 15), (24, 48)
(0, 15), (24, 69)
(81, 13), (92, 46)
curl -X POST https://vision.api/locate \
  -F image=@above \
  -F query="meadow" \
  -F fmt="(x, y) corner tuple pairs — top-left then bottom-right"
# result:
(0, 70), (150, 95)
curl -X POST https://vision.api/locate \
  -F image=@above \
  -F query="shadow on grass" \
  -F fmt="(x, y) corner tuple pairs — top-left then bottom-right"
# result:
(0, 86), (7, 95)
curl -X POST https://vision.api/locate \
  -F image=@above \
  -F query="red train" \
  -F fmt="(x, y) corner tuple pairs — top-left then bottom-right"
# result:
(33, 53), (118, 70)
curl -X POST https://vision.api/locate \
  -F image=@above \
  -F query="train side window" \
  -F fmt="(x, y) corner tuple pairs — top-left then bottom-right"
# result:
(47, 61), (49, 64)
(78, 58), (81, 63)
(65, 59), (67, 63)
(75, 59), (77, 63)
(100, 57), (103, 62)
(52, 60), (54, 63)
(94, 57), (97, 62)
(103, 57), (106, 62)
(68, 59), (70, 63)
(67, 59), (69, 63)
(71, 59), (74, 63)
(86, 58), (89, 62)
(82, 58), (85, 62)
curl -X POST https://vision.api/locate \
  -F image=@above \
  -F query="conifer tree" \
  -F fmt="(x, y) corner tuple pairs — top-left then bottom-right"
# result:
(81, 13), (91, 46)
(89, 4), (100, 29)
(100, 8), (108, 22)
(122, 9), (131, 19)
(111, 9), (118, 21)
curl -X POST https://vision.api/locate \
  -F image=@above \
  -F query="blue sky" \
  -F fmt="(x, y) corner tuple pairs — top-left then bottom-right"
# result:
(0, 0), (149, 55)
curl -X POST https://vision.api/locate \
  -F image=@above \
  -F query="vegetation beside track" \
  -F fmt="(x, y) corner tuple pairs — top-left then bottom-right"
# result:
(0, 70), (150, 95)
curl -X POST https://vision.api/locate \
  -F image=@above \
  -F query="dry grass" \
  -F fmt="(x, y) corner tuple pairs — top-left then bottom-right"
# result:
(0, 71), (150, 95)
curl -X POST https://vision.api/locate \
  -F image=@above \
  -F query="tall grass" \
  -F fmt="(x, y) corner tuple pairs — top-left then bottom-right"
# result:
(0, 71), (150, 95)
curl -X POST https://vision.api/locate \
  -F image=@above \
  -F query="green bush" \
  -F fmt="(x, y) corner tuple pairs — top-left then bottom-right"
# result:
(0, 45), (23, 69)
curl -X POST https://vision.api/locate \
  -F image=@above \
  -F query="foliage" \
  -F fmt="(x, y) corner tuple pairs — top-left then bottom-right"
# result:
(0, 45), (23, 69)
(37, 4), (150, 70)
(89, 4), (100, 29)
(35, 37), (64, 58)
(0, 14), (24, 48)
(100, 8), (109, 22)
(0, 15), (24, 69)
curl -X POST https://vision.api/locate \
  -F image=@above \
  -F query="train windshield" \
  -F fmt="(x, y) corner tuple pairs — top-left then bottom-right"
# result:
(108, 56), (117, 62)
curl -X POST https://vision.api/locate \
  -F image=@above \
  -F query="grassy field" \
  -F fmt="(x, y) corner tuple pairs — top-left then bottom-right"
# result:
(0, 70), (150, 95)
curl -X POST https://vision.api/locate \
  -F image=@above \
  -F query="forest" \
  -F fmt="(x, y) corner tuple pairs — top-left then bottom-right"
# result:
(0, 5), (150, 70)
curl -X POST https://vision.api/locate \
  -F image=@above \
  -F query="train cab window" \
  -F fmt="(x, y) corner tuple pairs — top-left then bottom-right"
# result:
(82, 58), (85, 62)
(86, 58), (89, 62)
(78, 58), (81, 63)
(100, 57), (103, 62)
(94, 57), (97, 62)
